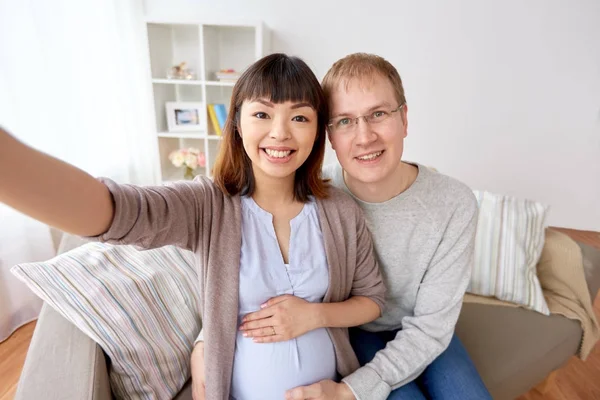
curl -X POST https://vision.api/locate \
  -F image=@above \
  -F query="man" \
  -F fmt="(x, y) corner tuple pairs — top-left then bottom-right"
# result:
(286, 53), (491, 400)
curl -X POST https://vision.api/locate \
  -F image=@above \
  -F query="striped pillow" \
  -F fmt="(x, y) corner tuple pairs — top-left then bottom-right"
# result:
(469, 190), (550, 315)
(11, 242), (200, 399)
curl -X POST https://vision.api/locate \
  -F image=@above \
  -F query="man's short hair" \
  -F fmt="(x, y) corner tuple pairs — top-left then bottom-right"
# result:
(321, 53), (407, 108)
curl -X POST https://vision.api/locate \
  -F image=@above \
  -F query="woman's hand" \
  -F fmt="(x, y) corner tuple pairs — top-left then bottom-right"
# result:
(190, 343), (206, 400)
(239, 294), (321, 343)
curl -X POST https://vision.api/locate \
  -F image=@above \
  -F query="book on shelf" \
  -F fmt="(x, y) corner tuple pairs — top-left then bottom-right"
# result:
(214, 104), (227, 131)
(215, 69), (241, 82)
(207, 104), (227, 136)
(207, 104), (221, 135)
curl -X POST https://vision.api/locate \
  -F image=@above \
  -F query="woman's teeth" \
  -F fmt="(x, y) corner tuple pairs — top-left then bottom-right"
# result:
(265, 149), (292, 158)
(357, 151), (382, 161)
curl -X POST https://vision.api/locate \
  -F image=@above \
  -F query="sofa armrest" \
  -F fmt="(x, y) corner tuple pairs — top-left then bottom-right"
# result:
(15, 303), (112, 400)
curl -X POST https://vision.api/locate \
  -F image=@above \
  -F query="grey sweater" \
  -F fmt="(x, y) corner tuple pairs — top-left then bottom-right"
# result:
(323, 163), (478, 400)
(92, 176), (386, 400)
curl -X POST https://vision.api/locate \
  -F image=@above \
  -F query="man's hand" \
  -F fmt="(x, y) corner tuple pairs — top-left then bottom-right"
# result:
(190, 343), (205, 400)
(285, 380), (356, 400)
(238, 294), (320, 343)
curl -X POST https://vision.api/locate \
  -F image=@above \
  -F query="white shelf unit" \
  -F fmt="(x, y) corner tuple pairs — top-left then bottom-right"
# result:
(144, 21), (270, 182)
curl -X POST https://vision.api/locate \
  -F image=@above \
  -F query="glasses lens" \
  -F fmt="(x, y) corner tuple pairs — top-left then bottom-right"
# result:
(334, 117), (353, 132)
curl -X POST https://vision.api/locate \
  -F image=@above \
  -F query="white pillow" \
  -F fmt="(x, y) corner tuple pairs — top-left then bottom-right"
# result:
(12, 242), (200, 399)
(469, 190), (550, 315)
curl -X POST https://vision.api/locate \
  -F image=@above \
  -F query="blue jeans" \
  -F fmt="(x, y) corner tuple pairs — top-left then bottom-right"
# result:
(349, 328), (492, 400)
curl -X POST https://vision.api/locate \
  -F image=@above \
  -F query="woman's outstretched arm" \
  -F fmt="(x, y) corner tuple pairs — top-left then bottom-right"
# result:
(0, 127), (113, 237)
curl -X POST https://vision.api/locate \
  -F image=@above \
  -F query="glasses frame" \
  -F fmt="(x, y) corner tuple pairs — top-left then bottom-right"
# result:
(327, 103), (406, 132)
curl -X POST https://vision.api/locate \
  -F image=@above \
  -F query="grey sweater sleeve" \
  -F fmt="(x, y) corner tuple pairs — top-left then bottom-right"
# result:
(342, 199), (478, 399)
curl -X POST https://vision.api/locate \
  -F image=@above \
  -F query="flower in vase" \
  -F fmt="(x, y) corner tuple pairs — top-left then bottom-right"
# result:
(168, 147), (206, 180)
(185, 153), (198, 169)
(169, 151), (185, 168)
(197, 152), (206, 168)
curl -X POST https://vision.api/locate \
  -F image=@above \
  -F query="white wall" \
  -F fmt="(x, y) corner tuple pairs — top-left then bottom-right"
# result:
(145, 0), (600, 230)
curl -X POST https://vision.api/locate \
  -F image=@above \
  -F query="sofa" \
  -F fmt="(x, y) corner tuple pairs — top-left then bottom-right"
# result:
(14, 229), (600, 400)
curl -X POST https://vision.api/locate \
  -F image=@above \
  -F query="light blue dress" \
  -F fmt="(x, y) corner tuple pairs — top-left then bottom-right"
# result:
(230, 196), (337, 400)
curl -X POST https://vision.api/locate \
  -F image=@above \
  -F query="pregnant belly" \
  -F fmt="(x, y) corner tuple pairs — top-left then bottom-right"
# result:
(231, 328), (337, 400)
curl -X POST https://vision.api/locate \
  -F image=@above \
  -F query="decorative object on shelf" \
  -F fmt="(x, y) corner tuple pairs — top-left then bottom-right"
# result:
(207, 104), (227, 136)
(166, 62), (196, 80)
(215, 69), (241, 82)
(168, 147), (206, 180)
(165, 102), (205, 132)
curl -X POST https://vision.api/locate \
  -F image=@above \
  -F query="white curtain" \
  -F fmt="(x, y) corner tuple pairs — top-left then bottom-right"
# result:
(0, 0), (158, 341)
(0, 205), (54, 342)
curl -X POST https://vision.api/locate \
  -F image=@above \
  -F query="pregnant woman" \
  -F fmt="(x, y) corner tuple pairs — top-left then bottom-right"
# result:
(0, 53), (385, 400)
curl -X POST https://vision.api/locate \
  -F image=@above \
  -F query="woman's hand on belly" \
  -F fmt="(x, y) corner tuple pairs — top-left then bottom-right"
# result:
(239, 294), (322, 343)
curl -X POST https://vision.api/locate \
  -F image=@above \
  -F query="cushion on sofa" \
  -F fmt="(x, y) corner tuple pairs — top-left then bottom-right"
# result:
(11, 242), (201, 400)
(469, 190), (550, 314)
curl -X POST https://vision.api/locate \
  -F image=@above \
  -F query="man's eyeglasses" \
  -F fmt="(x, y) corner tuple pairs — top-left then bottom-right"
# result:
(327, 103), (405, 133)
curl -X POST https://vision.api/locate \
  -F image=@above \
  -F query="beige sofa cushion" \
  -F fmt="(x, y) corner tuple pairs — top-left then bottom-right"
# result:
(456, 303), (580, 400)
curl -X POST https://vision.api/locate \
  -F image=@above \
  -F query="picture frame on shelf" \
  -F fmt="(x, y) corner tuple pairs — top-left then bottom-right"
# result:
(165, 101), (205, 132)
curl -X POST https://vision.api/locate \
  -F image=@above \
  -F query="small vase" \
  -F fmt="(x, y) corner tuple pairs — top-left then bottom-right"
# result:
(184, 166), (195, 180)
